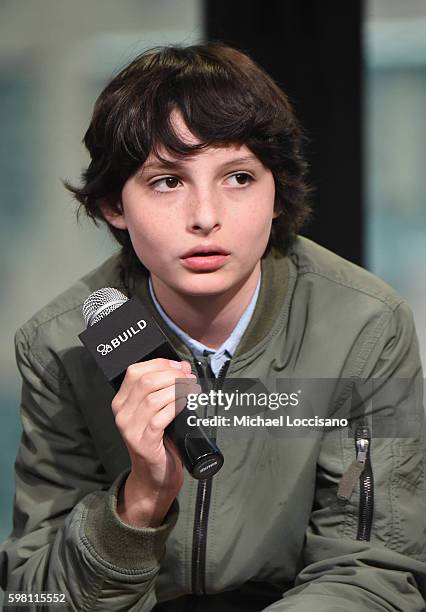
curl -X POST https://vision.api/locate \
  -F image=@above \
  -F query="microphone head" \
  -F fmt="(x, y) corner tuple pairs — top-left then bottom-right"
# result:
(82, 287), (128, 328)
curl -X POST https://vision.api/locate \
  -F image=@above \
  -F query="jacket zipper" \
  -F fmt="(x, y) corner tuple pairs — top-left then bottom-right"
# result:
(191, 357), (230, 596)
(337, 425), (374, 541)
(355, 425), (374, 541)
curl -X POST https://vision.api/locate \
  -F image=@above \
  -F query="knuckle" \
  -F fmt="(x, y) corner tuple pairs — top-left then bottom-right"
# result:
(126, 364), (140, 381)
(144, 393), (158, 411)
(141, 375), (153, 390)
(157, 358), (171, 367)
(111, 397), (121, 415)
(147, 419), (163, 435)
(114, 410), (127, 431)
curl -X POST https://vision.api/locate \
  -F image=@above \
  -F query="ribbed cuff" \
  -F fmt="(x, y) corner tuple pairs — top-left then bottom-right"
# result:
(83, 470), (179, 571)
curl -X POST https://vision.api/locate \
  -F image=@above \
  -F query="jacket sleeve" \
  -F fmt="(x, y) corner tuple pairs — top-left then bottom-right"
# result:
(0, 327), (178, 611)
(262, 301), (426, 612)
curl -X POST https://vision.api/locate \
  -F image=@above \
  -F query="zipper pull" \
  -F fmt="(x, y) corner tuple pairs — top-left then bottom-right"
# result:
(337, 438), (369, 501)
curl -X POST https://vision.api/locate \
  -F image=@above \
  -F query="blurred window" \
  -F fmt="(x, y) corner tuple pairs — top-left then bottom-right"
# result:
(365, 1), (426, 366)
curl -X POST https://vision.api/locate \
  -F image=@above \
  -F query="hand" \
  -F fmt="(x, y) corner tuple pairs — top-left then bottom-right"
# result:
(112, 358), (199, 527)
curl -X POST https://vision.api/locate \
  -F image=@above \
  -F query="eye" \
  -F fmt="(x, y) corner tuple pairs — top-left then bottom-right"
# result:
(227, 172), (254, 187)
(151, 176), (181, 192)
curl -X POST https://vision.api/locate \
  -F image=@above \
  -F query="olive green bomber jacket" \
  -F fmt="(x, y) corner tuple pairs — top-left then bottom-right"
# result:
(1, 236), (425, 611)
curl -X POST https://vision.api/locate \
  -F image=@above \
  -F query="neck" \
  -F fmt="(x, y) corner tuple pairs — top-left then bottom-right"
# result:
(151, 264), (261, 350)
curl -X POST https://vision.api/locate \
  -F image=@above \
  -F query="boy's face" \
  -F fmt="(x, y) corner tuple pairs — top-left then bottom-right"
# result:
(104, 113), (277, 300)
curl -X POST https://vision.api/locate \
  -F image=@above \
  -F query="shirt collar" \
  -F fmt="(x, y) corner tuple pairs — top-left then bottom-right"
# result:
(148, 272), (261, 361)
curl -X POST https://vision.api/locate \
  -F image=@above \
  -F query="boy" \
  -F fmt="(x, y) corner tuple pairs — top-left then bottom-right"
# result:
(1, 44), (425, 611)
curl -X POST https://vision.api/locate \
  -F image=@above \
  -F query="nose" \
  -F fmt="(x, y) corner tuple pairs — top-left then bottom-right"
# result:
(186, 185), (222, 235)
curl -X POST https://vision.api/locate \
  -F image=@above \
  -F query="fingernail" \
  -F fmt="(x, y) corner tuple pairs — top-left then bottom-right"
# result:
(169, 360), (183, 369)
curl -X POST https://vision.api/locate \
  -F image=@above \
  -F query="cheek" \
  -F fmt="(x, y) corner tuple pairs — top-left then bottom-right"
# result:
(124, 208), (171, 263)
(234, 183), (275, 236)
(123, 196), (168, 240)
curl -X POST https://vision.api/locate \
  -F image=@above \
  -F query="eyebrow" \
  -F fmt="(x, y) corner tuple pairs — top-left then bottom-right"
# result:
(140, 154), (260, 175)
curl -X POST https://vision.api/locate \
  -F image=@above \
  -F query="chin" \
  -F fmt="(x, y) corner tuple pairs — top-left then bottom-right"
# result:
(175, 273), (236, 297)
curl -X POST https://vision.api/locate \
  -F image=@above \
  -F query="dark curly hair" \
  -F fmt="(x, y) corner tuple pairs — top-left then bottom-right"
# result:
(66, 43), (311, 272)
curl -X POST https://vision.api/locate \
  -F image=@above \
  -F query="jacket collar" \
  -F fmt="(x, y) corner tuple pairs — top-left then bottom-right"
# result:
(123, 247), (289, 361)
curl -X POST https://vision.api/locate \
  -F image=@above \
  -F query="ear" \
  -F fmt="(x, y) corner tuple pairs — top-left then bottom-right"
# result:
(99, 199), (128, 230)
(272, 207), (281, 219)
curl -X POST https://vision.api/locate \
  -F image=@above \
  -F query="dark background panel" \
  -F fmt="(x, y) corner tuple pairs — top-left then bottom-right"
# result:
(205, 0), (364, 265)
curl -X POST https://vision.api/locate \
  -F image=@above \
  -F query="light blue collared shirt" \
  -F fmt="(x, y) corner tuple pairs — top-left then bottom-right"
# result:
(148, 273), (261, 377)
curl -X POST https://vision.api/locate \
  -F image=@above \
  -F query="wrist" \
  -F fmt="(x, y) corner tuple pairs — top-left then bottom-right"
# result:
(117, 472), (175, 528)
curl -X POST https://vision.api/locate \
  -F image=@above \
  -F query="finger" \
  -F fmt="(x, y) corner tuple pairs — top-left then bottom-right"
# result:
(126, 399), (182, 459)
(113, 362), (195, 416)
(121, 371), (197, 420)
(118, 358), (192, 403)
(139, 380), (200, 425)
(116, 382), (200, 445)
(142, 399), (188, 449)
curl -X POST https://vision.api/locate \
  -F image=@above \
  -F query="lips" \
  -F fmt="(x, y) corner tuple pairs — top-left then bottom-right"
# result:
(180, 245), (230, 272)
(181, 245), (230, 258)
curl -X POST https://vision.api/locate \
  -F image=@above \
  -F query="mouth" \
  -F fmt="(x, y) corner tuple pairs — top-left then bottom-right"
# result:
(180, 246), (230, 272)
(181, 245), (230, 258)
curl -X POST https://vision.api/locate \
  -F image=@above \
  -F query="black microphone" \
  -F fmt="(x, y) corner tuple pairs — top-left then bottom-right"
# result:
(79, 287), (224, 479)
